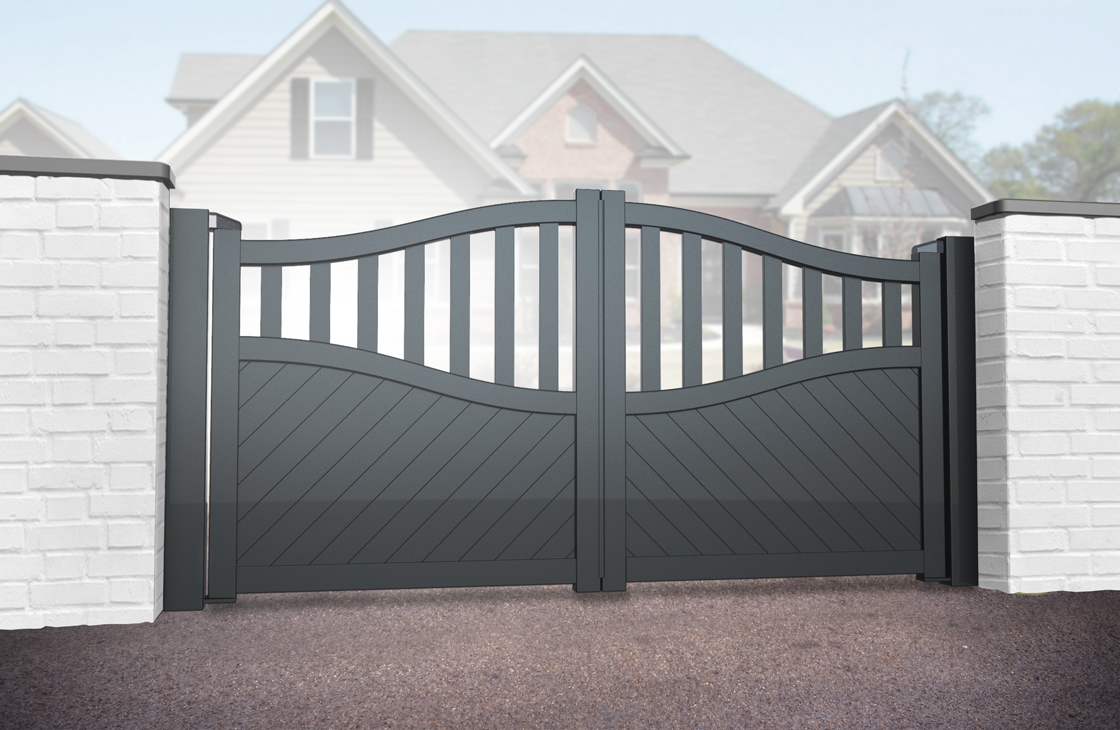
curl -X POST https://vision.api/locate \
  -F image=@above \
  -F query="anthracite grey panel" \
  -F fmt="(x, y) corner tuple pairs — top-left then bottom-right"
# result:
(310, 262), (330, 343)
(357, 255), (377, 352)
(239, 337), (576, 414)
(802, 268), (823, 358)
(641, 226), (660, 391)
(165, 208), (209, 611)
(236, 363), (317, 444)
(762, 255), (782, 368)
(237, 361), (283, 407)
(495, 227), (515, 386)
(208, 227), (242, 601)
(405, 245), (424, 364)
(539, 223), (559, 391)
(843, 276), (862, 350)
(883, 281), (902, 347)
(722, 242), (742, 378)
(626, 551), (924, 583)
(237, 560), (576, 594)
(450, 234), (470, 377)
(682, 232), (702, 387)
(261, 265), (281, 338)
(241, 201), (577, 265)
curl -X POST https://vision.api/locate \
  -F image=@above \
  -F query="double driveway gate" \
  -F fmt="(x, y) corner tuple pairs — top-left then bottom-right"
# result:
(165, 190), (977, 611)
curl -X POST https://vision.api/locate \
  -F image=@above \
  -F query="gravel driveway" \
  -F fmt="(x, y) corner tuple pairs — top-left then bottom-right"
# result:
(1, 575), (1118, 729)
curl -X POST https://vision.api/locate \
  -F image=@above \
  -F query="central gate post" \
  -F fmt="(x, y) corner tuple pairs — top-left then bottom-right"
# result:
(601, 190), (627, 591)
(574, 189), (603, 592)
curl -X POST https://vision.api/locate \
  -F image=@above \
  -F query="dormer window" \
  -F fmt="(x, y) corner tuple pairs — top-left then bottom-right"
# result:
(313, 79), (355, 157)
(876, 141), (905, 181)
(566, 104), (597, 144)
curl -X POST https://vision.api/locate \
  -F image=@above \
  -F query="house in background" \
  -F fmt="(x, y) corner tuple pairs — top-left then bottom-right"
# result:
(0, 98), (118, 160)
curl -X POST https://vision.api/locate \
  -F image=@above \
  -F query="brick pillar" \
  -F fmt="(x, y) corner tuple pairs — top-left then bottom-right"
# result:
(0, 156), (174, 629)
(973, 199), (1120, 594)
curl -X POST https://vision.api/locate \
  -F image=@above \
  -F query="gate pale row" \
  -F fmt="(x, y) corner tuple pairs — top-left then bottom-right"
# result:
(165, 190), (977, 610)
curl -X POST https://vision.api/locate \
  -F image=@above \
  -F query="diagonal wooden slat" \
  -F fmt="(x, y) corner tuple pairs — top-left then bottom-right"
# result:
(855, 370), (920, 439)
(348, 403), (507, 563)
(630, 414), (764, 555)
(259, 386), (440, 566)
(236, 379), (414, 563)
(313, 396), (470, 565)
(625, 512), (667, 557)
(710, 401), (859, 552)
(465, 442), (576, 561)
(425, 415), (574, 563)
(624, 468), (700, 557)
(775, 383), (921, 548)
(654, 411), (798, 554)
(885, 368), (920, 408)
(669, 408), (825, 552)
(809, 374), (920, 502)
(499, 475), (576, 561)
(238, 361), (284, 407)
(737, 393), (893, 551)
(533, 511), (576, 561)
(238, 364), (317, 443)
(237, 368), (351, 480)
(371, 409), (530, 563)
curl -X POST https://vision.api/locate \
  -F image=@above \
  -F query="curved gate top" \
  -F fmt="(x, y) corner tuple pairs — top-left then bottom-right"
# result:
(164, 190), (977, 610)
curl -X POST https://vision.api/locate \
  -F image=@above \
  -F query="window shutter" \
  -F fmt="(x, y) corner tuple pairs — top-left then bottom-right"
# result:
(290, 78), (309, 159)
(356, 78), (374, 160)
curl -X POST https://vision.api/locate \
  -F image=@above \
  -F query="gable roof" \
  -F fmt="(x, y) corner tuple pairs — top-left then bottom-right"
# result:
(390, 31), (833, 196)
(0, 98), (118, 159)
(157, 0), (533, 196)
(166, 54), (264, 106)
(771, 100), (992, 216)
(491, 54), (688, 165)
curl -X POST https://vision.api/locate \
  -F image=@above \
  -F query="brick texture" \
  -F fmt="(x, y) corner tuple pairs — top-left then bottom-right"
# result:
(976, 213), (1120, 594)
(0, 173), (168, 630)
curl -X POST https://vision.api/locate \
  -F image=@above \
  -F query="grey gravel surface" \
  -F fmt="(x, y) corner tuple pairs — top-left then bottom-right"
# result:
(1, 575), (1118, 729)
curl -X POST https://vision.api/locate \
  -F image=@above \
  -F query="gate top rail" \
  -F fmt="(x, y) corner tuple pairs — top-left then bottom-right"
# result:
(626, 202), (920, 282)
(241, 199), (577, 266)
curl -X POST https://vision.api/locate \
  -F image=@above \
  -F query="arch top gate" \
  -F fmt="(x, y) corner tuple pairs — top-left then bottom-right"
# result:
(164, 190), (977, 610)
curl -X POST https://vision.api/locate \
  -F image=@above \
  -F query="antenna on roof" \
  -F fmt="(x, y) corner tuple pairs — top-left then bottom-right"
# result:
(901, 48), (910, 101)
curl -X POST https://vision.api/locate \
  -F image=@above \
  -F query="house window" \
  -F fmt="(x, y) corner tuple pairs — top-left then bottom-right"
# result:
(566, 104), (597, 144)
(876, 142), (904, 181)
(312, 79), (355, 157)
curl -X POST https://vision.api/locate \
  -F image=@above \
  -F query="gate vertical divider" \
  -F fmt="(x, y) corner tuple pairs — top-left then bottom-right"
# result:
(641, 226), (660, 390)
(357, 256), (377, 352)
(602, 190), (627, 591)
(310, 263), (330, 343)
(916, 250), (947, 581)
(165, 209), (210, 611)
(539, 224), (559, 390)
(682, 233), (702, 386)
(450, 234), (470, 376)
(494, 227), (515, 385)
(208, 225), (242, 601)
(574, 189), (603, 592)
(802, 268), (823, 358)
(260, 266), (281, 338)
(842, 277), (862, 350)
(943, 237), (979, 586)
(723, 244), (743, 377)
(404, 245), (424, 364)
(762, 256), (783, 368)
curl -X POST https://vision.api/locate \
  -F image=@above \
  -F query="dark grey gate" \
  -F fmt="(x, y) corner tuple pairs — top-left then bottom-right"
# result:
(164, 190), (976, 611)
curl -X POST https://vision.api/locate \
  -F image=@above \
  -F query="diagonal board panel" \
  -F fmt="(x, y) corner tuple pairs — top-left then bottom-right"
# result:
(626, 368), (921, 558)
(236, 362), (577, 568)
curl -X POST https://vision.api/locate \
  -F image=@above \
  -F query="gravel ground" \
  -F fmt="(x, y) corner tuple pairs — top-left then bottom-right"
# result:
(1, 575), (1118, 729)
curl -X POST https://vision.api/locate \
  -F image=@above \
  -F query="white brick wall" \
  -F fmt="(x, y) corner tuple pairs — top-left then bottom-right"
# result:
(0, 173), (169, 629)
(976, 212), (1120, 594)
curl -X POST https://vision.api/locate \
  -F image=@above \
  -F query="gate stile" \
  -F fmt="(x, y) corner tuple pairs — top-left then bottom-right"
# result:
(165, 190), (977, 611)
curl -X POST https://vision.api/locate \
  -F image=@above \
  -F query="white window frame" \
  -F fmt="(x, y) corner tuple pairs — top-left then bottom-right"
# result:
(310, 78), (356, 159)
(565, 104), (597, 145)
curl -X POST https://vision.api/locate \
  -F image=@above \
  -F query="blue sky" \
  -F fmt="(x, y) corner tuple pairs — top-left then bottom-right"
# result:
(3, 0), (1118, 162)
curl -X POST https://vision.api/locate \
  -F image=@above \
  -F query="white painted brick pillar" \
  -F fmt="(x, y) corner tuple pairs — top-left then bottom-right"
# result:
(0, 156), (175, 629)
(974, 199), (1120, 594)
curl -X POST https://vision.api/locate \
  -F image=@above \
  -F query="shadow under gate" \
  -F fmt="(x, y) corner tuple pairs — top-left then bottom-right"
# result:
(163, 190), (977, 610)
